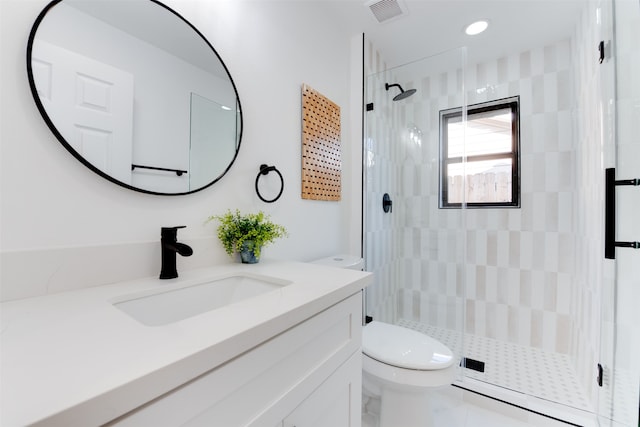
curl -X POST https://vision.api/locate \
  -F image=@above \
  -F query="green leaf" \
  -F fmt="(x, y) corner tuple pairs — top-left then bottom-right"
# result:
(206, 209), (288, 257)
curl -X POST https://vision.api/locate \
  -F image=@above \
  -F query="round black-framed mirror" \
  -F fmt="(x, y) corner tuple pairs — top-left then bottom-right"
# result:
(27, 0), (243, 195)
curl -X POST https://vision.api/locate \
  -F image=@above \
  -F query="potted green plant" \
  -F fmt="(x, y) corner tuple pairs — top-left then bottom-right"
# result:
(208, 209), (288, 263)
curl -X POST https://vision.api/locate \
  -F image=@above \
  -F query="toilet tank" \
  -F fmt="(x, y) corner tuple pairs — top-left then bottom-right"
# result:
(311, 254), (364, 271)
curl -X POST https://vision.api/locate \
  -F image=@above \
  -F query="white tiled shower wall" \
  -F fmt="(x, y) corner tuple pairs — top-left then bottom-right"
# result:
(401, 38), (576, 352)
(364, 0), (622, 413)
(364, 42), (404, 324)
(371, 40), (580, 345)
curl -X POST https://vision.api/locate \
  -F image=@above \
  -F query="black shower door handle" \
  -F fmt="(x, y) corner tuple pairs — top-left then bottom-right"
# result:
(604, 168), (640, 259)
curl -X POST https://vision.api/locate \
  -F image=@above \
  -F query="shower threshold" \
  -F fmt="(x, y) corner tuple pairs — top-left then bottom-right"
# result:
(452, 377), (598, 426)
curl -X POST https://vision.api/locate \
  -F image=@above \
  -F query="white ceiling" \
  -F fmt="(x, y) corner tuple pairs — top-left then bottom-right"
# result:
(64, 0), (588, 79)
(322, 0), (587, 68)
(66, 0), (228, 78)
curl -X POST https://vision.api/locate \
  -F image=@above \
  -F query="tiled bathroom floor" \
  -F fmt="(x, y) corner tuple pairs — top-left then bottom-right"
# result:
(362, 395), (535, 427)
(362, 384), (556, 427)
(397, 319), (593, 412)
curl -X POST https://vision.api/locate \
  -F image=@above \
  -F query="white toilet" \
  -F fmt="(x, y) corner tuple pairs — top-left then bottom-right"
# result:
(311, 255), (458, 427)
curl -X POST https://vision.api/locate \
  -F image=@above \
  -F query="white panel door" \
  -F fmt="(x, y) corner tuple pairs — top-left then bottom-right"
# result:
(32, 39), (134, 184)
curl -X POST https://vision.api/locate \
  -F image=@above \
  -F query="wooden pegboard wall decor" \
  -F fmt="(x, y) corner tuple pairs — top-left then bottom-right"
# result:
(301, 84), (341, 201)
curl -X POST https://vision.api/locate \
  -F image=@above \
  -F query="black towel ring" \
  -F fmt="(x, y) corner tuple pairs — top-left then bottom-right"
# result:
(255, 164), (284, 203)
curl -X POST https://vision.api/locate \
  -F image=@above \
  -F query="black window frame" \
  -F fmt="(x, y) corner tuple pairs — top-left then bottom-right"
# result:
(439, 96), (521, 209)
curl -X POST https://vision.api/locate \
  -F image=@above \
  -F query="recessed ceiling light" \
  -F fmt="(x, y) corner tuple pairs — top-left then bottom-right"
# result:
(465, 20), (489, 36)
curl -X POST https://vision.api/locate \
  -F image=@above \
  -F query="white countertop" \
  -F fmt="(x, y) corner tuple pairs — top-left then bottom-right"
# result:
(0, 260), (372, 427)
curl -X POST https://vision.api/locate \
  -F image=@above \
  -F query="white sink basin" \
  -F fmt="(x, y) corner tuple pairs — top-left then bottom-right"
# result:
(112, 274), (292, 326)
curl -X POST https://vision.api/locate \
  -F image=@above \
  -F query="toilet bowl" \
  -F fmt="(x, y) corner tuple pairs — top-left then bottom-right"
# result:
(310, 255), (458, 427)
(362, 321), (456, 427)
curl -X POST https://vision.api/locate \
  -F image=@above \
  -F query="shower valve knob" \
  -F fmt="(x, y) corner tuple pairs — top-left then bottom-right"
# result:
(382, 193), (392, 213)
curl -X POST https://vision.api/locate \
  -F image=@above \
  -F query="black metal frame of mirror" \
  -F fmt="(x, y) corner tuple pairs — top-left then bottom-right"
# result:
(26, 0), (243, 196)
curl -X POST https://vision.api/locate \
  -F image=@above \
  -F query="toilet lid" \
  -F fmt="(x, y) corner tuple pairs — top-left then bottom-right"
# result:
(362, 321), (455, 370)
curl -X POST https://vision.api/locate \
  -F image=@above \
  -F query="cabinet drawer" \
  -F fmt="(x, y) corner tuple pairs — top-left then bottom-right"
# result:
(108, 293), (362, 426)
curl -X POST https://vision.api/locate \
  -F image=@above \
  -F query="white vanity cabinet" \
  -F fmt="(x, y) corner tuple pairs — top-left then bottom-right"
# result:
(106, 292), (363, 427)
(280, 352), (361, 427)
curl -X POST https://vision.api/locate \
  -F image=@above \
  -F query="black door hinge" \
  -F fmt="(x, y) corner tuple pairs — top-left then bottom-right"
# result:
(599, 40), (612, 64)
(366, 103), (374, 111)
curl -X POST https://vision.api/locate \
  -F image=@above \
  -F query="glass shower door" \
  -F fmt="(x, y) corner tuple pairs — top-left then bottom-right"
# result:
(363, 46), (467, 372)
(598, 0), (640, 425)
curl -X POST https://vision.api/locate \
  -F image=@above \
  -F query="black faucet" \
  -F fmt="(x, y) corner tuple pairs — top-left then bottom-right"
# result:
(159, 226), (193, 279)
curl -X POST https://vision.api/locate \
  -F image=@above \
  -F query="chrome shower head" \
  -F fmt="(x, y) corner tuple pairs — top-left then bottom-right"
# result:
(385, 83), (417, 101)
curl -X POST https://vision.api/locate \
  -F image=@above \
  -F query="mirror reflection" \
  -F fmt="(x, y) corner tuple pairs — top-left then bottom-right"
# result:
(28, 0), (242, 195)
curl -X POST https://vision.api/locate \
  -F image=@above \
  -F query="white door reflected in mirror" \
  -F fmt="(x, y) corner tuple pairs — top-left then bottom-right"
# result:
(32, 39), (134, 185)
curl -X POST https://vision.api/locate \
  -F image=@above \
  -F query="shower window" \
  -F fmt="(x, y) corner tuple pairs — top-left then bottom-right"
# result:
(440, 96), (520, 208)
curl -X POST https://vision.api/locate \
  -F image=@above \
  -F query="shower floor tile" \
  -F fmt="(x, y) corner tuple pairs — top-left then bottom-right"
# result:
(397, 318), (593, 412)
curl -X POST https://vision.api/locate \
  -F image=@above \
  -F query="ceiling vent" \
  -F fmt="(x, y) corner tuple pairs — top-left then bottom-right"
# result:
(365, 0), (407, 23)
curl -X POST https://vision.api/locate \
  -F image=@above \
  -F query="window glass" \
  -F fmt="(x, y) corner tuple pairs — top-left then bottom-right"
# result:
(447, 108), (514, 158)
(446, 158), (514, 204)
(440, 97), (520, 208)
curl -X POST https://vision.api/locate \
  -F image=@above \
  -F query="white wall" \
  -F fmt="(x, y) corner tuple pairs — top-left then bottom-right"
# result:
(0, 0), (362, 301)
